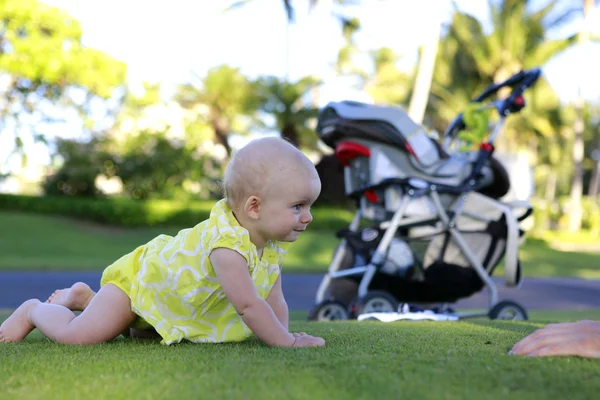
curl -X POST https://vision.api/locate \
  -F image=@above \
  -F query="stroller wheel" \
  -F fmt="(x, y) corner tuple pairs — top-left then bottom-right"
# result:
(355, 291), (399, 316)
(488, 300), (528, 320)
(307, 300), (350, 321)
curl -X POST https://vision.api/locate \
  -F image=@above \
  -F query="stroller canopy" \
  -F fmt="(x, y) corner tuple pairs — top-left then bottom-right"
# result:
(316, 101), (443, 167)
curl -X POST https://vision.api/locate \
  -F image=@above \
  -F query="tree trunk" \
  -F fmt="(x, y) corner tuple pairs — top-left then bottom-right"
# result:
(407, 10), (442, 125)
(568, 0), (593, 232)
(569, 103), (585, 232)
(589, 159), (600, 197)
(545, 170), (557, 203)
(281, 124), (300, 147)
(588, 128), (600, 197)
(211, 117), (231, 156)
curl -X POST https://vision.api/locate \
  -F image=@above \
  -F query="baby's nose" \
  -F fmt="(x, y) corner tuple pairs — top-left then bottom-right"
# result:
(301, 210), (313, 224)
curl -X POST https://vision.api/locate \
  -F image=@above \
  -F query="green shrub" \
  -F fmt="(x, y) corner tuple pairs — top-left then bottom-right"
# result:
(0, 194), (355, 231)
(530, 198), (561, 232)
(530, 196), (600, 236)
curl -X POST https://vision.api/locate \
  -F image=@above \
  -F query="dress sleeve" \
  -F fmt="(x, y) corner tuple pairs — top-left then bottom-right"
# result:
(207, 227), (252, 264)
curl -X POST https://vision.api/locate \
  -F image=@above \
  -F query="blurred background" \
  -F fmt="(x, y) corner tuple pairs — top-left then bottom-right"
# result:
(1, 0), (600, 274)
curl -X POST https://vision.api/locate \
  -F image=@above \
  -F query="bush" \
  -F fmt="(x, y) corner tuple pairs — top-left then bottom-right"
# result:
(530, 198), (561, 232)
(530, 196), (600, 236)
(0, 194), (355, 231)
(43, 137), (112, 198)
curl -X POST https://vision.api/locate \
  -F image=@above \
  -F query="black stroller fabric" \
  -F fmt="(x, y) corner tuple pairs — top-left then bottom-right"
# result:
(330, 214), (511, 304)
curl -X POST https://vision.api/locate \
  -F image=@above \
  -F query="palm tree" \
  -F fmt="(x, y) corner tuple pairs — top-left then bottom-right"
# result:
(568, 0), (596, 232)
(426, 0), (581, 143)
(360, 47), (413, 106)
(253, 75), (322, 148)
(254, 76), (321, 148)
(406, 3), (446, 124)
(174, 65), (256, 157)
(459, 0), (578, 85)
(225, 0), (365, 78)
(225, 1), (362, 24)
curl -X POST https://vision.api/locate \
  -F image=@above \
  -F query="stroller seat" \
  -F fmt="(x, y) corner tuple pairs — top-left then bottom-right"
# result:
(317, 101), (508, 195)
(309, 68), (542, 322)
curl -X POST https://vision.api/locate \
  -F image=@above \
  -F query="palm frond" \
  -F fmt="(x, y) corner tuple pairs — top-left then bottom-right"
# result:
(222, 0), (254, 13)
(525, 35), (577, 66)
(283, 0), (294, 22)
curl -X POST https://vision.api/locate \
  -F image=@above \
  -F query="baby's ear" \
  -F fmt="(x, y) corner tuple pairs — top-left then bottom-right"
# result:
(244, 196), (261, 219)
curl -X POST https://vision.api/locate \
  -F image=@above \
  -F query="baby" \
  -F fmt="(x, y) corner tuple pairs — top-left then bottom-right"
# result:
(0, 137), (325, 348)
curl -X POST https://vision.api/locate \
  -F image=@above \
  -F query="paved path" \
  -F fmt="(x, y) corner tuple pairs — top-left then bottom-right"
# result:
(1, 272), (600, 311)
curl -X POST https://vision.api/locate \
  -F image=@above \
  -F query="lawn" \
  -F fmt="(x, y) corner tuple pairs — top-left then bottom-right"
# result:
(2, 211), (600, 278)
(1, 310), (599, 400)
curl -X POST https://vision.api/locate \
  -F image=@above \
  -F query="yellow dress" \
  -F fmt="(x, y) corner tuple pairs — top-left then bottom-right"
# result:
(100, 199), (289, 345)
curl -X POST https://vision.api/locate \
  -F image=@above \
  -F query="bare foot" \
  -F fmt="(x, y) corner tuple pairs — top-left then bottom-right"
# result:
(0, 299), (39, 342)
(45, 282), (95, 311)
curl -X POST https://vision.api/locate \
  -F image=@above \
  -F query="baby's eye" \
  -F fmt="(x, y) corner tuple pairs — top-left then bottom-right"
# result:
(293, 204), (302, 211)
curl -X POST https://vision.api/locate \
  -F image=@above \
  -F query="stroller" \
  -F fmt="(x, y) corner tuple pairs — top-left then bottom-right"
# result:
(308, 68), (541, 322)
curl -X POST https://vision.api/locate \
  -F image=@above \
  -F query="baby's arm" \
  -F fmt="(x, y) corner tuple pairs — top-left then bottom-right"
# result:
(266, 274), (289, 331)
(210, 248), (295, 347)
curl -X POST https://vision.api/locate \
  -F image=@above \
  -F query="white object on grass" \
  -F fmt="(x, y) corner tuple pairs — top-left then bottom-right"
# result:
(357, 311), (459, 322)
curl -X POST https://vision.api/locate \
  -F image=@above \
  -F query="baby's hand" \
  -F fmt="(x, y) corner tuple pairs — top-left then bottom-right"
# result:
(292, 332), (326, 348)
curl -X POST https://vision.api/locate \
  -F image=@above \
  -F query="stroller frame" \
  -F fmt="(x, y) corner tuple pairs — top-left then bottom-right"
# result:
(314, 177), (523, 319)
(310, 68), (542, 321)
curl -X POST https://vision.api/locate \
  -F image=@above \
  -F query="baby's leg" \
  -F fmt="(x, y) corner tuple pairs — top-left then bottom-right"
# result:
(1, 284), (136, 344)
(0, 299), (38, 342)
(46, 283), (131, 338)
(46, 282), (96, 311)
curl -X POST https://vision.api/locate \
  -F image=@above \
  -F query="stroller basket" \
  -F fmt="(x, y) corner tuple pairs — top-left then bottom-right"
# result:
(308, 68), (541, 322)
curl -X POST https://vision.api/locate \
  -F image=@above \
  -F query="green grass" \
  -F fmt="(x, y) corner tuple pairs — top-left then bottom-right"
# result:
(1, 310), (599, 400)
(0, 211), (339, 272)
(2, 211), (600, 278)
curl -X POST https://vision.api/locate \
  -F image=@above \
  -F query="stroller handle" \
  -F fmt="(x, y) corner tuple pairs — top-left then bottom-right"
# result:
(443, 68), (541, 189)
(444, 68), (542, 141)
(472, 68), (541, 103)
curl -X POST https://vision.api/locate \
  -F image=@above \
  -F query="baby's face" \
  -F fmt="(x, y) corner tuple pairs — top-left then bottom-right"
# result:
(257, 168), (321, 243)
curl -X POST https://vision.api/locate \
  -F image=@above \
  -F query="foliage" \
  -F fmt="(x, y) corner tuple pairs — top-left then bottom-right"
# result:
(0, 193), (356, 231)
(335, 16), (361, 76)
(42, 137), (113, 197)
(174, 65), (258, 156)
(253, 75), (321, 148)
(531, 195), (600, 235)
(426, 0), (579, 137)
(0, 0), (126, 159)
(112, 131), (223, 200)
(362, 47), (413, 106)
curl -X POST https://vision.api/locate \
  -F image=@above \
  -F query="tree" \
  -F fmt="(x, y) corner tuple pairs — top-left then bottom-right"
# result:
(225, 0), (365, 79)
(253, 75), (321, 148)
(457, 0), (579, 87)
(174, 65), (257, 157)
(361, 47), (413, 106)
(225, 0), (363, 25)
(43, 137), (113, 197)
(407, 3), (445, 124)
(568, 0), (595, 232)
(586, 105), (600, 197)
(334, 17), (361, 76)
(425, 0), (583, 140)
(113, 131), (221, 200)
(0, 0), (127, 160)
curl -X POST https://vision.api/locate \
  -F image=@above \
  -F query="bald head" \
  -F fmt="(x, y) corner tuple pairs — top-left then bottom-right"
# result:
(223, 137), (318, 210)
